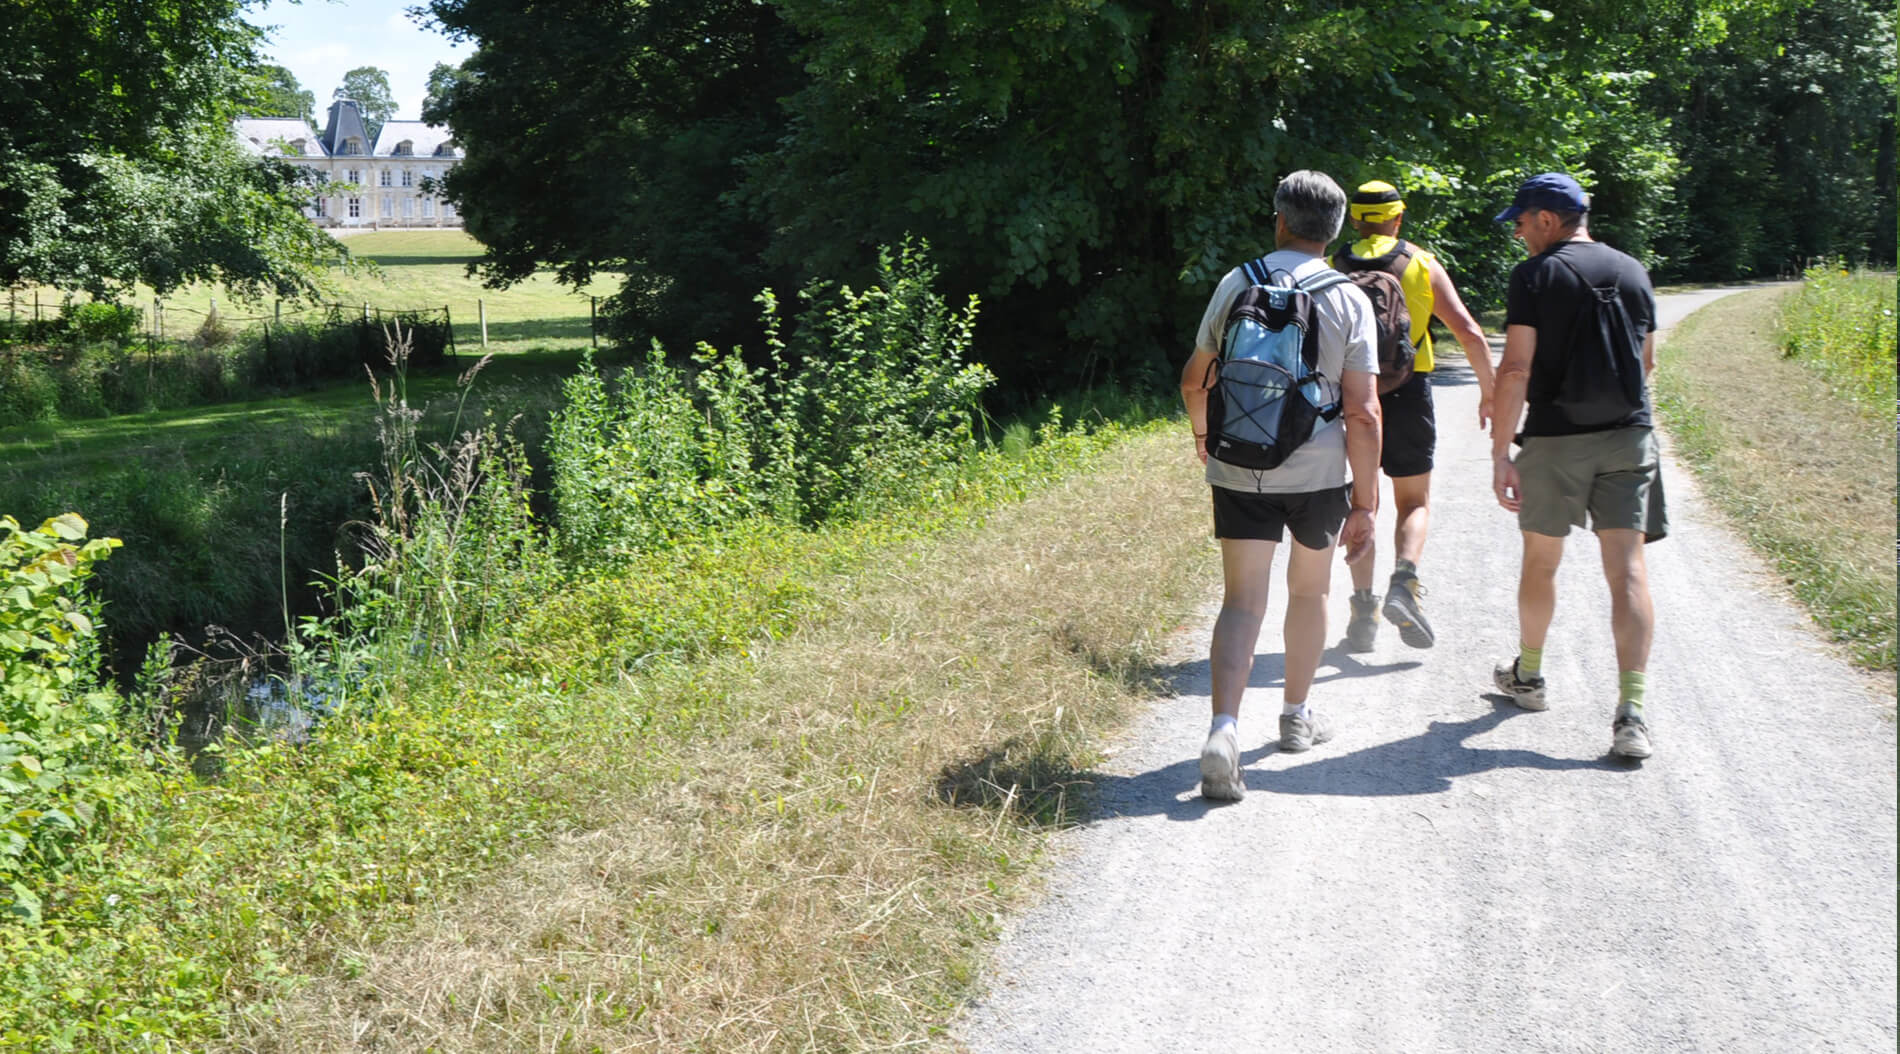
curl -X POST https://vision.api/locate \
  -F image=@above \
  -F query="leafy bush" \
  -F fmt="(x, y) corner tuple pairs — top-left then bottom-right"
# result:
(0, 514), (123, 925)
(752, 240), (995, 524)
(548, 241), (995, 568)
(62, 303), (139, 344)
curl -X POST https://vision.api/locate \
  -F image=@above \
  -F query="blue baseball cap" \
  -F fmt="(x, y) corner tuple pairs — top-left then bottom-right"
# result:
(1493, 173), (1590, 222)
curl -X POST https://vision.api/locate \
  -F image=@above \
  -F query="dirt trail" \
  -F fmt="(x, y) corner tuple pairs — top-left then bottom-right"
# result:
(954, 287), (1897, 1053)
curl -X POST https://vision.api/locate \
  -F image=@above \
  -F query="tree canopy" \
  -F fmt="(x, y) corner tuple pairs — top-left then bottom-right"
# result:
(244, 63), (316, 120)
(336, 66), (397, 142)
(0, 0), (336, 299)
(422, 0), (1896, 393)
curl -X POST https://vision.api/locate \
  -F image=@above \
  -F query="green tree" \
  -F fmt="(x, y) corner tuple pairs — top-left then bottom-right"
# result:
(423, 0), (801, 349)
(245, 63), (316, 119)
(423, 0), (1866, 391)
(0, 0), (336, 298)
(422, 60), (470, 116)
(337, 65), (398, 142)
(1653, 0), (1897, 278)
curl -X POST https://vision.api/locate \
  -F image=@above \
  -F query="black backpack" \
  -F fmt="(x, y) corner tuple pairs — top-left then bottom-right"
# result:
(1203, 262), (1350, 471)
(1548, 251), (1646, 425)
(1332, 241), (1418, 394)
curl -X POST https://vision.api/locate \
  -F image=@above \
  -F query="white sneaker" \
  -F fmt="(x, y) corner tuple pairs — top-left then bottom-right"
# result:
(1199, 725), (1244, 801)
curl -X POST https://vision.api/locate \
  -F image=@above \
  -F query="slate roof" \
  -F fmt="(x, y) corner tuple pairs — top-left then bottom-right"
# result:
(234, 116), (326, 158)
(372, 120), (460, 159)
(320, 98), (373, 156)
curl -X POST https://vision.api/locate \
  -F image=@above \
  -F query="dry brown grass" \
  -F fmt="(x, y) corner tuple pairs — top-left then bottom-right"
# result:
(224, 428), (1216, 1051)
(1655, 286), (1897, 673)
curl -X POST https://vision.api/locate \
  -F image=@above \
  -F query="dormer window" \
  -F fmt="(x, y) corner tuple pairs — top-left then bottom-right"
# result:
(393, 140), (413, 156)
(343, 138), (364, 156)
(434, 142), (459, 158)
(286, 139), (306, 156)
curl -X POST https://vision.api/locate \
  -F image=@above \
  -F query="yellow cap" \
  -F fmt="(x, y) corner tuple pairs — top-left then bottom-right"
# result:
(1349, 180), (1405, 223)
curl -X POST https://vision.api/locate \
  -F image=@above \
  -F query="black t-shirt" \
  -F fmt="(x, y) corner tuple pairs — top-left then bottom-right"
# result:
(1504, 239), (1657, 436)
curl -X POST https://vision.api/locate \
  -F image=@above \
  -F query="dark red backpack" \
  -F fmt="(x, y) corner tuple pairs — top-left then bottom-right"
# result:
(1331, 241), (1418, 394)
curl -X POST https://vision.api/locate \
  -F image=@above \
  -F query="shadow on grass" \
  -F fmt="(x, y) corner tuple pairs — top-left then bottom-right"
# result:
(936, 734), (1095, 830)
(459, 317), (596, 344)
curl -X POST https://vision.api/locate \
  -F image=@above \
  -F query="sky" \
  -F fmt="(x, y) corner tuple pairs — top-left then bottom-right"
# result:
(250, 0), (473, 122)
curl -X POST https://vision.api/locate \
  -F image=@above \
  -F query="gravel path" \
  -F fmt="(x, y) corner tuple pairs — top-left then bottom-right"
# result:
(954, 286), (1897, 1053)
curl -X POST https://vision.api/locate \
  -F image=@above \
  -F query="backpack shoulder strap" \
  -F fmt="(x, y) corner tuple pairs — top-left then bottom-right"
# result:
(1296, 268), (1350, 294)
(1547, 247), (1618, 294)
(1239, 257), (1275, 287)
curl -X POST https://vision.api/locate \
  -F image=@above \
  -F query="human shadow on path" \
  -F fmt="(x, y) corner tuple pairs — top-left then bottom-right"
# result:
(1084, 701), (1622, 823)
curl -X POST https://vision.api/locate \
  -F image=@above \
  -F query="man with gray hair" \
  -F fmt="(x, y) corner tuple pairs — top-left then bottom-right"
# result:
(1180, 169), (1382, 800)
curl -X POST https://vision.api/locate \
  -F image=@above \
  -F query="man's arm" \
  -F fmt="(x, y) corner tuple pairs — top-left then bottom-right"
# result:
(1180, 348), (1218, 464)
(1490, 324), (1536, 512)
(1339, 368), (1381, 563)
(1426, 259), (1496, 428)
(1642, 330), (1657, 376)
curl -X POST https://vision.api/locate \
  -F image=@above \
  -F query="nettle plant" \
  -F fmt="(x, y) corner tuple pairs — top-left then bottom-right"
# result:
(0, 514), (122, 924)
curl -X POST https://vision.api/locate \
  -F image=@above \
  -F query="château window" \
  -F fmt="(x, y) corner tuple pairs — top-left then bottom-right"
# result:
(401, 169), (414, 187)
(394, 141), (413, 156)
(347, 197), (361, 218)
(379, 169), (392, 187)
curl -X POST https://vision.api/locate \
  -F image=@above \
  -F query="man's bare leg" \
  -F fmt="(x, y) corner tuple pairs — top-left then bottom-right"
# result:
(1202, 538), (1277, 799)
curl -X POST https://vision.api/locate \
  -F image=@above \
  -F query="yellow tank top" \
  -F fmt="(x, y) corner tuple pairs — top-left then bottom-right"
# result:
(1344, 235), (1436, 372)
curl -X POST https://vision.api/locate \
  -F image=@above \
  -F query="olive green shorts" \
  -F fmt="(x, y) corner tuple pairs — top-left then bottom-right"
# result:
(1515, 428), (1668, 541)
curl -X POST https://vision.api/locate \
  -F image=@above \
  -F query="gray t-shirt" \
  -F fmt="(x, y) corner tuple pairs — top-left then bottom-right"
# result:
(1195, 250), (1378, 493)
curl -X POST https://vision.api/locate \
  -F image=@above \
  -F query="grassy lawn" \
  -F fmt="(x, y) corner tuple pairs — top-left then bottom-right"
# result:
(1654, 283), (1896, 671)
(3, 229), (618, 356)
(0, 230), (629, 473)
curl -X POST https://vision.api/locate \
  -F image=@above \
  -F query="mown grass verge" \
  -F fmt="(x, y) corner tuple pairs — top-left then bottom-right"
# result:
(1653, 279), (1896, 672)
(222, 424), (1212, 1051)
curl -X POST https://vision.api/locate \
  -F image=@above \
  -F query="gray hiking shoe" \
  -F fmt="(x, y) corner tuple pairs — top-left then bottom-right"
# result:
(1199, 724), (1244, 800)
(1345, 591), (1380, 652)
(1493, 658), (1548, 711)
(1382, 571), (1435, 648)
(1612, 704), (1653, 759)
(1278, 709), (1335, 753)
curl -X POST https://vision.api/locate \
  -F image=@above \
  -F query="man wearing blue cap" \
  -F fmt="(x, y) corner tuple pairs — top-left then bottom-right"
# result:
(1487, 173), (1663, 760)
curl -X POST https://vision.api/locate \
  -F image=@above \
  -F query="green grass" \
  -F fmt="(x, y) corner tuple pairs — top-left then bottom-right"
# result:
(1774, 266), (1896, 416)
(1655, 283), (1896, 672)
(5, 230), (619, 356)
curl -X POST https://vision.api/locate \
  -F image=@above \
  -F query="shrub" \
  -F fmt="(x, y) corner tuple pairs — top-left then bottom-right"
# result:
(62, 303), (140, 344)
(1777, 264), (1898, 416)
(0, 514), (123, 925)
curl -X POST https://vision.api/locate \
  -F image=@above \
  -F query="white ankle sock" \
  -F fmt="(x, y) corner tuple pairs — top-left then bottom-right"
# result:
(1281, 701), (1308, 718)
(1210, 713), (1238, 736)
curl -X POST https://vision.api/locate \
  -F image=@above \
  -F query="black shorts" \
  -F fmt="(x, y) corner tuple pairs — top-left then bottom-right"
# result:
(1211, 483), (1352, 550)
(1379, 372), (1435, 478)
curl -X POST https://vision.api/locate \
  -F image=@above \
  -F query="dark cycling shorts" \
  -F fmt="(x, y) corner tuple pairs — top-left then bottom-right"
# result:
(1211, 483), (1351, 550)
(1379, 372), (1435, 478)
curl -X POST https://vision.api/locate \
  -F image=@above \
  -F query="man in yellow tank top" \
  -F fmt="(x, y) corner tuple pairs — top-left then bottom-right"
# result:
(1334, 181), (1497, 650)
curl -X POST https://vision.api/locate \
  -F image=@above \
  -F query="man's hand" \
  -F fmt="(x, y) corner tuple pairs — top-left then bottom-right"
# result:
(1195, 432), (1209, 465)
(1492, 454), (1522, 512)
(1477, 392), (1494, 430)
(1340, 507), (1376, 564)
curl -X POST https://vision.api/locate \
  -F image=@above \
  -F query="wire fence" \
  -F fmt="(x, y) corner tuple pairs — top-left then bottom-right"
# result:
(5, 286), (601, 351)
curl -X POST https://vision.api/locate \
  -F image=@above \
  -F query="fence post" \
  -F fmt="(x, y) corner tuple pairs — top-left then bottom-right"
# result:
(478, 297), (487, 348)
(444, 305), (456, 357)
(274, 299), (282, 324)
(33, 290), (40, 322)
(362, 302), (370, 323)
(155, 298), (163, 341)
(591, 296), (598, 348)
(7, 288), (14, 322)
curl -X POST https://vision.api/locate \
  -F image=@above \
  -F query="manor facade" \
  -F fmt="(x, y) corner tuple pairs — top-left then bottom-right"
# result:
(234, 98), (462, 229)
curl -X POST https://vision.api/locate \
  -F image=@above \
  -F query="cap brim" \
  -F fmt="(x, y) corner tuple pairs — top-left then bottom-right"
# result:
(1493, 205), (1524, 223)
